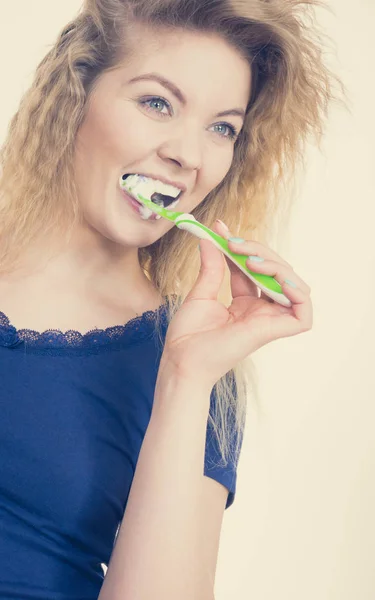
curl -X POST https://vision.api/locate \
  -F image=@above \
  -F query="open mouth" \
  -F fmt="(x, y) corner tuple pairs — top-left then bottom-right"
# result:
(121, 174), (183, 208)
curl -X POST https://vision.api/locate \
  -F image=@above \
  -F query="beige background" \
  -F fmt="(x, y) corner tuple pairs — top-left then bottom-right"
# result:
(1, 1), (374, 598)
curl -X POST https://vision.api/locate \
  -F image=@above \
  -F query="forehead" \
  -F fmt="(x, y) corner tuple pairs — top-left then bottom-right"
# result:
(119, 24), (252, 108)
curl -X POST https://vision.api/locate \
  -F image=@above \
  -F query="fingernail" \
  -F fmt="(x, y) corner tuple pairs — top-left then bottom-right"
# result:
(228, 237), (245, 243)
(216, 219), (229, 231)
(284, 278), (297, 288)
(248, 255), (264, 262)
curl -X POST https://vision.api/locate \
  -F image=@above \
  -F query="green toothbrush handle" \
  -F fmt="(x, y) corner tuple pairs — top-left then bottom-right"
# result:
(175, 214), (292, 308)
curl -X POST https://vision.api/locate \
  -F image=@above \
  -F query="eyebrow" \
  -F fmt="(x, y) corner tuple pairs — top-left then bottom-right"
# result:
(128, 72), (246, 121)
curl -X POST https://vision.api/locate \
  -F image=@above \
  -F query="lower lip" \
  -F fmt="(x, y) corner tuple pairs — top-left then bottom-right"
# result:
(121, 189), (159, 221)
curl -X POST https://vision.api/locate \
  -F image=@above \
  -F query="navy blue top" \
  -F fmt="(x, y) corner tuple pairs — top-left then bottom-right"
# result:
(0, 299), (243, 599)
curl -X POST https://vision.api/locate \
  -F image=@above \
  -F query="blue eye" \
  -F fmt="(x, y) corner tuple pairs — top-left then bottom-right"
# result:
(139, 96), (171, 116)
(139, 96), (239, 141)
(212, 123), (238, 140)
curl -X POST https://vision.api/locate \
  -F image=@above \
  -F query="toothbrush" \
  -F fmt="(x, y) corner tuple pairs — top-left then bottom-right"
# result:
(120, 176), (292, 307)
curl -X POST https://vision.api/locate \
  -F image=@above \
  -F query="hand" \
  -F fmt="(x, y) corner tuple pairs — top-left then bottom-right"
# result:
(159, 220), (313, 389)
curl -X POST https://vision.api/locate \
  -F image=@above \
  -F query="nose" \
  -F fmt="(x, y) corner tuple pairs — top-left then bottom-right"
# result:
(157, 123), (203, 171)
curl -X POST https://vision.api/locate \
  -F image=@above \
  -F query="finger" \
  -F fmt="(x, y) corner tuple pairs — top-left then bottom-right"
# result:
(227, 237), (293, 269)
(211, 222), (311, 300)
(243, 255), (311, 297)
(244, 287), (313, 339)
(271, 285), (314, 336)
(212, 219), (232, 239)
(211, 221), (258, 298)
(244, 261), (312, 328)
(239, 264), (313, 335)
(189, 237), (226, 301)
(225, 234), (312, 297)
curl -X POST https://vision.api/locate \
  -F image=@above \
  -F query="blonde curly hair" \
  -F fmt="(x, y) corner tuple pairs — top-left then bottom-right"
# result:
(0, 0), (345, 467)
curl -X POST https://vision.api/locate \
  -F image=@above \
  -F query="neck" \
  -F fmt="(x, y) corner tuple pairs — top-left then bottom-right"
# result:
(5, 224), (161, 309)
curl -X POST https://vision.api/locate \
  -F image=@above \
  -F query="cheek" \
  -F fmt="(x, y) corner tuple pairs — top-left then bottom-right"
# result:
(187, 156), (233, 214)
(102, 109), (152, 161)
(78, 100), (154, 167)
(203, 150), (234, 193)
(102, 96), (188, 167)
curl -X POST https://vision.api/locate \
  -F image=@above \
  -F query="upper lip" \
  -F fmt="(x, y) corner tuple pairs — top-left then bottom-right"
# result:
(128, 172), (187, 193)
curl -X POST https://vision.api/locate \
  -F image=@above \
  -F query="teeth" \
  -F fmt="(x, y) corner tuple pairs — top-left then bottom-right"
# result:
(120, 174), (182, 221)
(138, 174), (181, 198)
(122, 174), (181, 199)
(167, 199), (180, 209)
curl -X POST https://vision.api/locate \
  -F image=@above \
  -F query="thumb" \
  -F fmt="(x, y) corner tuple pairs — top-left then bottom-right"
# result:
(185, 238), (226, 302)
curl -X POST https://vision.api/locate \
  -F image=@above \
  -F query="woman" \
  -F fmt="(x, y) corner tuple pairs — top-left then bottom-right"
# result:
(0, 0), (342, 598)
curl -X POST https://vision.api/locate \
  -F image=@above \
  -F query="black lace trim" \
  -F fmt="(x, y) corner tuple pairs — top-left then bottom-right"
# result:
(0, 303), (169, 351)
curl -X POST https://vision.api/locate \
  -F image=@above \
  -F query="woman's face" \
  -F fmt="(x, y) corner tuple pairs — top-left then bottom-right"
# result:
(73, 25), (251, 248)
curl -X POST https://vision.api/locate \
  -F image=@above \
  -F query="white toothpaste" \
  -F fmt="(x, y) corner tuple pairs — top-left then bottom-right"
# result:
(120, 174), (180, 220)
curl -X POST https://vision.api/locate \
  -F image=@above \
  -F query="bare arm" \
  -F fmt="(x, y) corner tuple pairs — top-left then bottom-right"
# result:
(98, 366), (225, 600)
